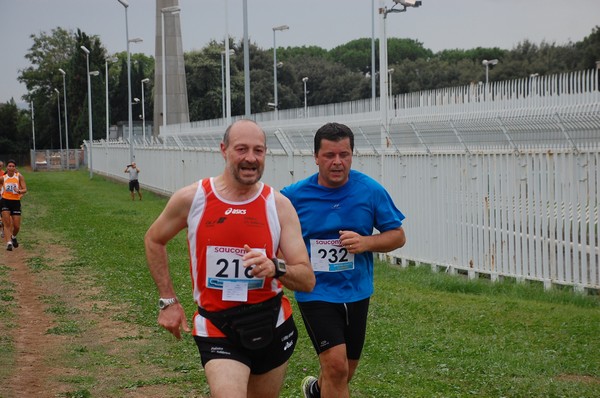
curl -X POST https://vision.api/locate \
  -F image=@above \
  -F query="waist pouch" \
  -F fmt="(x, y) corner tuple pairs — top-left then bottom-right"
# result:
(198, 292), (282, 350)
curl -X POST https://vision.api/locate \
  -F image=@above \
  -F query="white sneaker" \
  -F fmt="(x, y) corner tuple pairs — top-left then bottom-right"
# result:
(301, 376), (318, 398)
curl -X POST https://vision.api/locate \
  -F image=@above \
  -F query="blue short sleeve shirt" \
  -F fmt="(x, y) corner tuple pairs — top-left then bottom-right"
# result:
(281, 170), (405, 303)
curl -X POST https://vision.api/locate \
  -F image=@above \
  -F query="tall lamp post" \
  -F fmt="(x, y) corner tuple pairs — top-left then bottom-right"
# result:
(272, 24), (289, 120)
(482, 59), (498, 85)
(161, 5), (181, 130)
(387, 68), (394, 102)
(220, 49), (235, 122)
(58, 68), (69, 169)
(371, 0), (376, 111)
(117, 0), (141, 164)
(105, 56), (118, 141)
(31, 100), (35, 153)
(81, 45), (98, 179)
(302, 77), (309, 117)
(141, 78), (150, 144)
(379, 0), (421, 136)
(53, 88), (64, 168)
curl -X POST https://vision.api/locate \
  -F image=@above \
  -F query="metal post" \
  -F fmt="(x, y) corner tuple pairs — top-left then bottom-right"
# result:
(161, 9), (166, 128)
(243, 0), (250, 116)
(302, 77), (308, 117)
(141, 78), (149, 144)
(117, 0), (134, 163)
(371, 0), (376, 112)
(272, 25), (289, 121)
(105, 58), (118, 141)
(54, 89), (63, 168)
(59, 68), (69, 169)
(31, 100), (35, 153)
(82, 45), (94, 179)
(221, 52), (226, 122)
(224, 0), (232, 126)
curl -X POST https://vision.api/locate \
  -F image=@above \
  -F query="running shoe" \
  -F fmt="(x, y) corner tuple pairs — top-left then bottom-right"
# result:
(301, 375), (318, 398)
(6, 242), (13, 251)
(11, 236), (18, 248)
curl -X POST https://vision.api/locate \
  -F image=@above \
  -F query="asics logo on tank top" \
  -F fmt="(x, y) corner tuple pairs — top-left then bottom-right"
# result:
(225, 208), (247, 215)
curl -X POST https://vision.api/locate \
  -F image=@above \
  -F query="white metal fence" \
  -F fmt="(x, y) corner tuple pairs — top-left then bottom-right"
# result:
(87, 69), (600, 291)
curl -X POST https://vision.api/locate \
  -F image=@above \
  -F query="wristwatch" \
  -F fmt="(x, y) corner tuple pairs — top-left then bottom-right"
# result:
(272, 258), (287, 279)
(158, 297), (178, 310)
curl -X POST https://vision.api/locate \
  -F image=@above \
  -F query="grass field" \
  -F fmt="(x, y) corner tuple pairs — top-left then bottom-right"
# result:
(1, 170), (599, 397)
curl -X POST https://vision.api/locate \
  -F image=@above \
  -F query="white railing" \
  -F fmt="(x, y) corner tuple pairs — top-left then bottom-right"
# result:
(87, 69), (600, 291)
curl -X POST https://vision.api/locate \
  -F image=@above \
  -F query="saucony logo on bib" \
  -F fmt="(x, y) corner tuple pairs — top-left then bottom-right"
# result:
(224, 208), (246, 215)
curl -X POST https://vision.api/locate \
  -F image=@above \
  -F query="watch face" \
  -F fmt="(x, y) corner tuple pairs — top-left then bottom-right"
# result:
(159, 298), (176, 309)
(277, 261), (286, 272)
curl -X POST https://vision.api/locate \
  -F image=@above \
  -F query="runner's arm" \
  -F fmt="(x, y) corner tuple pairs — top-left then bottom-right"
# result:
(272, 191), (315, 292)
(144, 183), (196, 338)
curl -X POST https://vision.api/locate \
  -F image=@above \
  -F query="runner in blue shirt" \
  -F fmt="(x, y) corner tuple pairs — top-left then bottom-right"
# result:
(281, 122), (406, 398)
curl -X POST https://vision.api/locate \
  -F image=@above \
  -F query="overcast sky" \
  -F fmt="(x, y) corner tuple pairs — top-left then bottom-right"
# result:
(1, 0), (599, 104)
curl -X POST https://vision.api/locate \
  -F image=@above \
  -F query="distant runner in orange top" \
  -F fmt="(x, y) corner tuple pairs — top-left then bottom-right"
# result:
(1, 160), (27, 251)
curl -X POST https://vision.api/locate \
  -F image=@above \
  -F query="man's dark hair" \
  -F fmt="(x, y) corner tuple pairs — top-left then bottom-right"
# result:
(314, 122), (354, 154)
(7, 159), (16, 166)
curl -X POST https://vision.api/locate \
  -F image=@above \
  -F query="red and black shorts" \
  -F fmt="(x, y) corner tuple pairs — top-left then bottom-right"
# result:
(194, 315), (298, 375)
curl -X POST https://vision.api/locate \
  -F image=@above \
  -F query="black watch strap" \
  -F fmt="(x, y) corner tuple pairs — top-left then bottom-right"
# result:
(272, 258), (287, 279)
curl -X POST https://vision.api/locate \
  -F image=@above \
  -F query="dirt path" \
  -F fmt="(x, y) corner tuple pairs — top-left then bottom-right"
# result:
(2, 241), (71, 396)
(0, 232), (206, 398)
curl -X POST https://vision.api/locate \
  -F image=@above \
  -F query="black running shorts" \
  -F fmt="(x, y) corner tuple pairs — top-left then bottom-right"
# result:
(194, 315), (298, 375)
(298, 297), (370, 360)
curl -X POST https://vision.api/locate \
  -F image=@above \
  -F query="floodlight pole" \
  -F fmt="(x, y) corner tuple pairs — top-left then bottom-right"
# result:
(272, 25), (289, 121)
(54, 88), (63, 168)
(81, 45), (94, 179)
(58, 68), (69, 169)
(141, 78), (150, 144)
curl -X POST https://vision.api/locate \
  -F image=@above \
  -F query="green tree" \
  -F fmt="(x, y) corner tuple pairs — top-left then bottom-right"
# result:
(0, 100), (31, 155)
(18, 27), (76, 149)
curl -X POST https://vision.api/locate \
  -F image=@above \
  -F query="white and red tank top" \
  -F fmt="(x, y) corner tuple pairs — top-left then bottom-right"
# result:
(189, 178), (292, 338)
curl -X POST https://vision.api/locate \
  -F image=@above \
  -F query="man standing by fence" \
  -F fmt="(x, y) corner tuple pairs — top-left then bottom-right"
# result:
(124, 162), (142, 201)
(281, 122), (406, 398)
(1, 160), (27, 251)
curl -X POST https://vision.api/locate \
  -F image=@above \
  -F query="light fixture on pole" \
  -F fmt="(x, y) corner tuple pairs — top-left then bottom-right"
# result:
(117, 0), (139, 164)
(272, 24), (289, 120)
(31, 99), (36, 153)
(302, 77), (309, 118)
(387, 68), (394, 104)
(161, 5), (181, 130)
(58, 68), (69, 169)
(141, 78), (149, 144)
(81, 45), (95, 179)
(371, 0), (376, 111)
(482, 59), (498, 85)
(54, 88), (64, 168)
(379, 0), (422, 138)
(220, 49), (235, 122)
(105, 56), (118, 141)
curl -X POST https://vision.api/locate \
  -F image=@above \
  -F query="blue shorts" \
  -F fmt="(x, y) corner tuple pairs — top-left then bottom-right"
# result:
(298, 298), (370, 360)
(193, 315), (298, 375)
